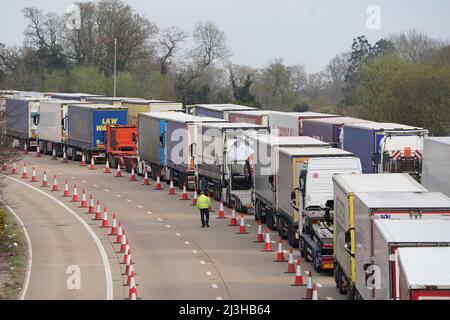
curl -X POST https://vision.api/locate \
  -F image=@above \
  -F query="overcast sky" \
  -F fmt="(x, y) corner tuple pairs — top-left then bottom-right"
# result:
(1, 0), (450, 72)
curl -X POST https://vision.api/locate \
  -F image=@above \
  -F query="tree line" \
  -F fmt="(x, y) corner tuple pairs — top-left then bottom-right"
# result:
(0, 0), (449, 135)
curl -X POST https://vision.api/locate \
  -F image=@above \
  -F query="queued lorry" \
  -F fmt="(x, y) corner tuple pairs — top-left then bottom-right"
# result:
(269, 112), (339, 136)
(341, 122), (428, 181)
(66, 104), (128, 163)
(191, 104), (257, 120)
(196, 122), (270, 213)
(356, 220), (450, 300)
(50, 93), (101, 101)
(5, 96), (45, 151)
(106, 125), (138, 172)
(302, 117), (373, 148)
(227, 110), (274, 126)
(275, 147), (361, 248)
(253, 135), (330, 224)
(396, 247), (450, 300)
(333, 174), (427, 298)
(122, 99), (183, 126)
(138, 112), (227, 188)
(422, 136), (450, 197)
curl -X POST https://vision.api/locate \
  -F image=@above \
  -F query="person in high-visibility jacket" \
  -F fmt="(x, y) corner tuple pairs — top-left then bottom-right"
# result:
(197, 191), (211, 228)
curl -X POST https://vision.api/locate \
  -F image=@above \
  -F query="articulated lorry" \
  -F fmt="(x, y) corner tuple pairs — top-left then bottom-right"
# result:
(356, 220), (450, 300)
(227, 110), (274, 126)
(196, 122), (269, 213)
(275, 147), (361, 248)
(106, 125), (138, 172)
(341, 122), (428, 181)
(422, 137), (450, 197)
(253, 135), (330, 224)
(6, 96), (45, 151)
(302, 117), (373, 148)
(50, 93), (101, 101)
(333, 174), (428, 298)
(192, 104), (256, 120)
(66, 104), (128, 163)
(269, 112), (339, 136)
(138, 112), (227, 187)
(396, 247), (450, 300)
(122, 99), (183, 126)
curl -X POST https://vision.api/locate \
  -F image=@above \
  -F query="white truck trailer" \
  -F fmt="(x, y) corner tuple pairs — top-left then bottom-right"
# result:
(397, 247), (450, 300)
(253, 135), (330, 223)
(332, 173), (428, 298)
(277, 147), (361, 247)
(422, 136), (450, 197)
(269, 112), (339, 136)
(357, 220), (450, 300)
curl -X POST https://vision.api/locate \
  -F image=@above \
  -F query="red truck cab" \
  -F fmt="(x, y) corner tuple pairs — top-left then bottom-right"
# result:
(106, 125), (138, 172)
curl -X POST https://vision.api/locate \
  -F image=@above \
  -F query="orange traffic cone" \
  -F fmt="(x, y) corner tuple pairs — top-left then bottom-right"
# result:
(41, 171), (49, 187)
(1, 163), (7, 172)
(62, 150), (68, 163)
(128, 276), (138, 300)
(143, 168), (150, 185)
(89, 157), (96, 170)
(303, 271), (314, 297)
(51, 148), (57, 160)
(254, 221), (264, 242)
(236, 214), (249, 234)
(311, 283), (319, 300)
(23, 144), (28, 155)
(80, 153), (86, 166)
(208, 193), (215, 212)
(101, 208), (109, 228)
(229, 208), (238, 226)
(110, 214), (118, 235)
(52, 175), (59, 191)
(122, 246), (130, 264)
(94, 201), (102, 220)
(167, 180), (176, 195)
(79, 190), (87, 208)
(216, 201), (226, 219)
(115, 224), (123, 243)
(292, 260), (306, 286)
(104, 159), (111, 173)
(129, 168), (137, 181)
(127, 265), (135, 286)
(63, 180), (70, 197)
(115, 164), (122, 177)
(30, 166), (38, 182)
(21, 163), (28, 179)
(274, 238), (286, 262)
(119, 234), (128, 253)
(285, 249), (296, 273)
(11, 163), (18, 174)
(71, 185), (79, 202)
(88, 195), (95, 213)
(155, 175), (162, 190)
(180, 184), (189, 200)
(261, 228), (274, 252)
(191, 188), (198, 206)
(36, 145), (41, 157)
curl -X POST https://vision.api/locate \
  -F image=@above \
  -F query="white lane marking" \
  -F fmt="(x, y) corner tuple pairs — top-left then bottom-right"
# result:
(200, 260), (206, 265)
(147, 211), (153, 215)
(138, 205), (143, 209)
(117, 195), (122, 198)
(165, 225), (171, 228)
(92, 184), (98, 188)
(126, 199), (131, 202)
(175, 233), (181, 237)
(4, 175), (114, 300)
(192, 250), (199, 254)
(317, 283), (323, 288)
(217, 297), (223, 300)
(326, 297), (333, 300)
(81, 180), (87, 183)
(184, 241), (190, 245)
(157, 218), (163, 222)
(211, 284), (218, 289)
(4, 205), (32, 301)
(206, 271), (212, 276)
(105, 189), (110, 192)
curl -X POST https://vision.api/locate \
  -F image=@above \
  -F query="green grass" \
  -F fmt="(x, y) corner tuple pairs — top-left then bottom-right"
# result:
(0, 206), (28, 300)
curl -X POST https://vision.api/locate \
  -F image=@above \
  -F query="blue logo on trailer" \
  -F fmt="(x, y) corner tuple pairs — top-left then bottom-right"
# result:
(159, 119), (166, 166)
(92, 110), (127, 148)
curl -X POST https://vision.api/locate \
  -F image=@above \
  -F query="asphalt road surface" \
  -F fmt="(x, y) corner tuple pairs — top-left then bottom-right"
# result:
(2, 153), (344, 300)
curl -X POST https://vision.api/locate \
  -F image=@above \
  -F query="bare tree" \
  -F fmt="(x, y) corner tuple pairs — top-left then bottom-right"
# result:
(326, 52), (350, 102)
(388, 29), (444, 63)
(23, 7), (64, 50)
(158, 27), (187, 75)
(288, 64), (308, 92)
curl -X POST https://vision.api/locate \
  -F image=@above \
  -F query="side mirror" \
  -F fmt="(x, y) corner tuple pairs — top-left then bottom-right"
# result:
(371, 153), (377, 166)
(132, 133), (137, 143)
(290, 188), (299, 210)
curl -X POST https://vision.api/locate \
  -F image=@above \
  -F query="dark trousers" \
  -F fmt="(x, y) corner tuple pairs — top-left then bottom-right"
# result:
(200, 209), (210, 226)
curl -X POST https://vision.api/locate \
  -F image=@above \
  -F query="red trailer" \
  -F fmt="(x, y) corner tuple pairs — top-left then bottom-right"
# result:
(106, 125), (138, 172)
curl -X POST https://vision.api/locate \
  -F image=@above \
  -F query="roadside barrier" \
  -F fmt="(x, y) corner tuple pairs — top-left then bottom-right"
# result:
(285, 249), (296, 273)
(292, 260), (306, 286)
(261, 228), (274, 252)
(274, 238), (286, 262)
(254, 221), (264, 242)
(237, 214), (249, 234)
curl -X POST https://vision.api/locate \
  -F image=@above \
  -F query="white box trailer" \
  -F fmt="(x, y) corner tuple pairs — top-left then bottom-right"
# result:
(397, 247), (450, 300)
(193, 104), (257, 120)
(37, 100), (88, 156)
(253, 135), (330, 223)
(269, 112), (339, 136)
(422, 137), (450, 197)
(359, 220), (450, 300)
(227, 110), (273, 126)
(277, 147), (361, 247)
(332, 173), (428, 297)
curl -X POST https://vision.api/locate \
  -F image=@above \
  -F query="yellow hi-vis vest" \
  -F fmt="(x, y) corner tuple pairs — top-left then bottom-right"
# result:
(197, 194), (211, 209)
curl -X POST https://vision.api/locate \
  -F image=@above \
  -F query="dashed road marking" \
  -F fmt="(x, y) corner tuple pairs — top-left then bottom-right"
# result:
(81, 180), (87, 183)
(217, 297), (223, 300)
(193, 250), (199, 254)
(117, 195), (122, 198)
(93, 184), (98, 188)
(105, 189), (110, 192)
(175, 233), (181, 237)
(147, 211), (153, 215)
(126, 199), (131, 202)
(326, 297), (333, 300)
(211, 284), (218, 289)
(138, 205), (143, 209)
(317, 283), (323, 288)
(200, 260), (206, 265)
(206, 271), (212, 276)
(157, 218), (163, 222)
(184, 241), (190, 245)
(165, 224), (171, 228)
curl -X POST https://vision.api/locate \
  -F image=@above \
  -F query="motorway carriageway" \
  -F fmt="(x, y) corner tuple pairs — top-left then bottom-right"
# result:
(2, 152), (342, 300)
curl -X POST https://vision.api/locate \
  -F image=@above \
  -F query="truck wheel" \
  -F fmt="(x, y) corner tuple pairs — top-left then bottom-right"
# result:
(225, 188), (232, 208)
(110, 157), (116, 171)
(287, 221), (299, 248)
(299, 238), (305, 258)
(254, 201), (260, 221)
(266, 210), (275, 230)
(314, 257), (322, 273)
